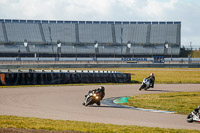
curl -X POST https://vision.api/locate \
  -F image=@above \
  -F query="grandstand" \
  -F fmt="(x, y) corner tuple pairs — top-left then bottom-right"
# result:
(0, 19), (181, 57)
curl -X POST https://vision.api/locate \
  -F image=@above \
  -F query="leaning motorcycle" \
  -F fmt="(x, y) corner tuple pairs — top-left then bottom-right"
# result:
(83, 91), (101, 106)
(187, 111), (200, 123)
(139, 78), (150, 91)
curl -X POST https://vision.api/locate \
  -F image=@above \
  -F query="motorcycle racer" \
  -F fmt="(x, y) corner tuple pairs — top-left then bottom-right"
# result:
(194, 106), (200, 117)
(146, 73), (155, 88)
(187, 105), (200, 123)
(83, 86), (105, 105)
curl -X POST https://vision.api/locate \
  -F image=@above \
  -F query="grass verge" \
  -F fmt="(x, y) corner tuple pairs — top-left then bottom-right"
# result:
(117, 68), (200, 84)
(190, 50), (200, 58)
(33, 68), (200, 84)
(0, 115), (199, 133)
(122, 92), (200, 115)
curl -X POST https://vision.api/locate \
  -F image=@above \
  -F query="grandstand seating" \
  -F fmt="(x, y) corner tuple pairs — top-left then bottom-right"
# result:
(42, 23), (76, 43)
(167, 46), (180, 56)
(5, 23), (43, 43)
(0, 23), (5, 42)
(115, 24), (148, 44)
(0, 19), (181, 57)
(150, 24), (178, 44)
(29, 45), (54, 54)
(79, 24), (113, 43)
(73, 45), (94, 54)
(99, 45), (115, 54)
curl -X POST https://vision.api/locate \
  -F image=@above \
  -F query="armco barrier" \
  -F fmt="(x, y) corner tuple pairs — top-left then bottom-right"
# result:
(0, 63), (200, 69)
(0, 70), (131, 86)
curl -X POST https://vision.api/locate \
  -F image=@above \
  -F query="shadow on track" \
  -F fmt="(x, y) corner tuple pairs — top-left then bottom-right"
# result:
(144, 89), (180, 92)
(87, 105), (126, 108)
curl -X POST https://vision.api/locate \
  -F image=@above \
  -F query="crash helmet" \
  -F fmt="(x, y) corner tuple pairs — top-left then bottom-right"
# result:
(98, 86), (105, 92)
(150, 73), (154, 77)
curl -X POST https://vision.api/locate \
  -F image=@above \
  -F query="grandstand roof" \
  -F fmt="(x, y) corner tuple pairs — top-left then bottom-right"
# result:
(0, 19), (181, 25)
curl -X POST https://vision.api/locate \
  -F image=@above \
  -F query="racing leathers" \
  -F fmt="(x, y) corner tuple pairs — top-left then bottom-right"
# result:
(147, 75), (155, 88)
(194, 106), (200, 118)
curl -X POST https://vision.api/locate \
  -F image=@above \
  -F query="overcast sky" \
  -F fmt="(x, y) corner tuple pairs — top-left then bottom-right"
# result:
(0, 0), (200, 48)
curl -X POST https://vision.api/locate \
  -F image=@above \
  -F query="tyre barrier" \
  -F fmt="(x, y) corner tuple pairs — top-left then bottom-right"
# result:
(0, 69), (131, 86)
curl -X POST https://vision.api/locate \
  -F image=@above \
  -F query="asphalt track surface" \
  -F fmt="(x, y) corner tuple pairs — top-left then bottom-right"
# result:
(0, 84), (200, 130)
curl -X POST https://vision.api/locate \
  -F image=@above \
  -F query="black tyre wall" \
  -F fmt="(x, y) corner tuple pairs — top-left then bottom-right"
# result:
(0, 72), (131, 85)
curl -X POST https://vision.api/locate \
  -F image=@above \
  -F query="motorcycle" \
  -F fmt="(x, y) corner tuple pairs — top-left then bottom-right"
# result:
(83, 90), (101, 106)
(139, 78), (150, 91)
(187, 111), (200, 123)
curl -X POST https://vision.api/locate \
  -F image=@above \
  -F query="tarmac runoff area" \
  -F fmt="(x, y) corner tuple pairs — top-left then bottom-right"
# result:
(0, 84), (200, 130)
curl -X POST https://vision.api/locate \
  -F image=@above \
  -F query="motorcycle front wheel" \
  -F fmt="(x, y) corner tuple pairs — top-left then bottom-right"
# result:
(186, 114), (193, 123)
(85, 97), (93, 106)
(139, 84), (145, 91)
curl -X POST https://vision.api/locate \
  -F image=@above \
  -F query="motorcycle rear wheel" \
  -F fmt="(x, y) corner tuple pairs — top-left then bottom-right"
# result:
(96, 101), (101, 106)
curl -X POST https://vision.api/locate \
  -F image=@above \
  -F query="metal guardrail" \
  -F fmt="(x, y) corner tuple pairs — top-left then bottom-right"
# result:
(0, 57), (200, 63)
(0, 69), (118, 74)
